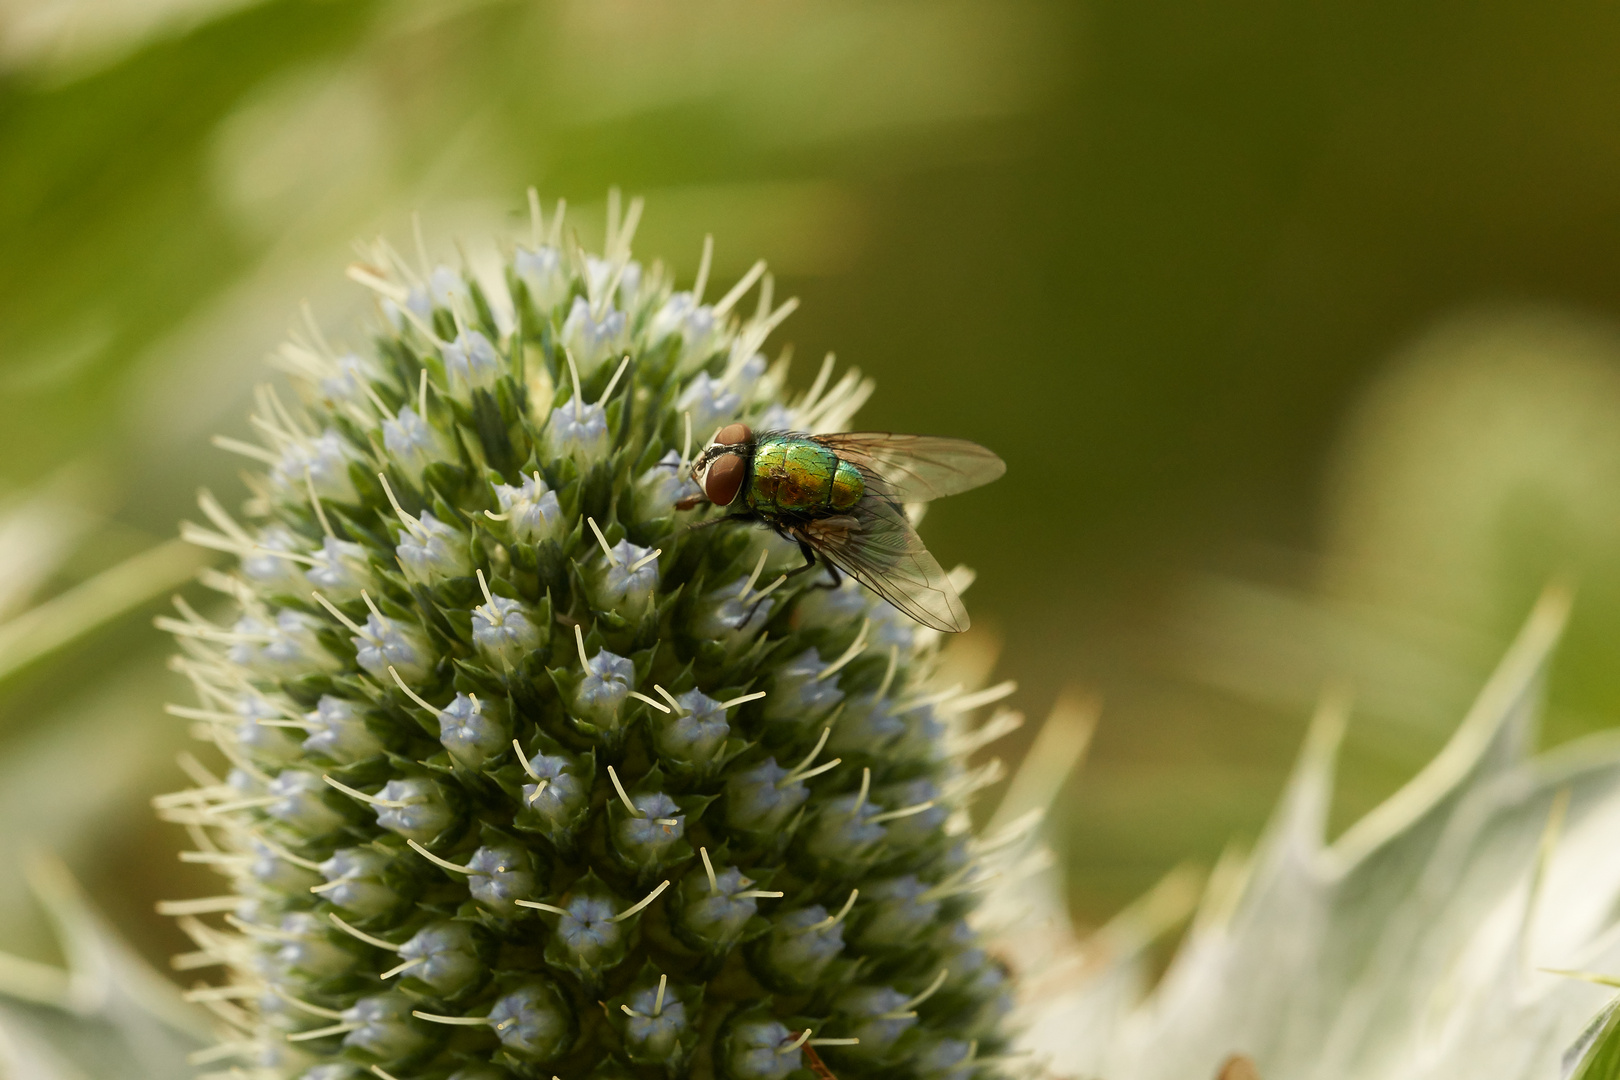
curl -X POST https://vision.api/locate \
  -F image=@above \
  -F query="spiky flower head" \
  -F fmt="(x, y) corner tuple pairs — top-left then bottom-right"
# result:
(158, 191), (1026, 1080)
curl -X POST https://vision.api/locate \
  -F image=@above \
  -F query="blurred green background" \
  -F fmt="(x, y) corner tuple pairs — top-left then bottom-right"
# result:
(7, 0), (1620, 968)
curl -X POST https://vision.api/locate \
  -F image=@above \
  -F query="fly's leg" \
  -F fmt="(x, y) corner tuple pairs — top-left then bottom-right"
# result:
(684, 513), (755, 534)
(781, 540), (842, 590)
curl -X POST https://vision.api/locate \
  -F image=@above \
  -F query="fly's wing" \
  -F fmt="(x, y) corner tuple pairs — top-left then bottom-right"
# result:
(813, 432), (1005, 503)
(801, 495), (970, 633)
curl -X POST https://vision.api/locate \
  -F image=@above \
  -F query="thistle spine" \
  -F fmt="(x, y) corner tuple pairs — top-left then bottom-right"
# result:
(157, 190), (1026, 1080)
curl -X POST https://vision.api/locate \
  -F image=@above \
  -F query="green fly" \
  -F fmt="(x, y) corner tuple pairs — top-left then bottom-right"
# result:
(678, 423), (1005, 632)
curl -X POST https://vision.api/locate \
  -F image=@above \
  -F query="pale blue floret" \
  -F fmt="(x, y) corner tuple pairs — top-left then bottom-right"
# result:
(487, 982), (570, 1060)
(372, 777), (453, 843)
(828, 693), (907, 755)
(515, 245), (569, 311)
(274, 911), (355, 977)
(560, 295), (627, 374)
(270, 429), (357, 502)
(317, 847), (399, 917)
(438, 693), (508, 767)
(472, 595), (541, 666)
(318, 353), (376, 405)
(731, 351), (768, 396)
(301, 1065), (362, 1080)
(614, 792), (685, 865)
(304, 535), (370, 600)
(755, 403), (793, 432)
(266, 770), (346, 835)
(352, 612), (432, 682)
(917, 1038), (977, 1080)
(696, 573), (777, 640)
(442, 329), (501, 393)
(582, 253), (642, 307)
(678, 371), (742, 433)
(542, 399), (610, 466)
(725, 1019), (802, 1080)
(397, 922), (482, 995)
(680, 866), (759, 945)
(873, 779), (947, 847)
(648, 292), (717, 361)
(571, 647), (633, 723)
(839, 986), (918, 1056)
(725, 759), (808, 834)
(634, 449), (699, 521)
(623, 982), (689, 1058)
(465, 844), (535, 913)
(228, 610), (334, 677)
(232, 692), (301, 765)
(301, 695), (381, 764)
(382, 406), (445, 479)
(246, 837), (321, 893)
(808, 793), (888, 866)
(240, 526), (304, 590)
(765, 648), (845, 725)
(341, 994), (427, 1060)
(554, 895), (624, 966)
(764, 904), (847, 982)
(852, 874), (940, 950)
(654, 689), (730, 766)
(395, 510), (470, 584)
(493, 473), (563, 543)
(428, 265), (464, 309)
(522, 753), (588, 826)
(591, 539), (659, 617)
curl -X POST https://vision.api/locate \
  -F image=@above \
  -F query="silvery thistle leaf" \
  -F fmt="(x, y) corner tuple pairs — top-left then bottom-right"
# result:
(155, 191), (1028, 1079)
(1007, 587), (1620, 1080)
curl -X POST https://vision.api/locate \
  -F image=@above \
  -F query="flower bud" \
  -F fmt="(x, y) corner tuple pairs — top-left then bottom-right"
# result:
(515, 244), (568, 311)
(372, 777), (455, 843)
(352, 610), (433, 683)
(395, 510), (471, 584)
(471, 596), (542, 667)
(724, 759), (808, 838)
(589, 539), (659, 619)
(442, 330), (501, 394)
(720, 1015), (802, 1080)
(397, 921), (487, 997)
(487, 979), (573, 1063)
(673, 864), (760, 952)
(611, 792), (686, 872)
(542, 399), (610, 467)
(383, 406), (449, 481)
(305, 536), (372, 600)
(316, 847), (402, 917)
(341, 993), (431, 1061)
(267, 770), (347, 836)
(438, 693), (508, 769)
(754, 904), (846, 991)
(301, 695), (382, 764)
(465, 843), (538, 915)
(560, 295), (626, 374)
(275, 911), (360, 978)
(652, 689), (730, 768)
(492, 473), (563, 544)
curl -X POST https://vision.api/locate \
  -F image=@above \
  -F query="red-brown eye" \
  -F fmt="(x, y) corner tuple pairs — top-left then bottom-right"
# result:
(705, 453), (746, 506)
(715, 423), (752, 446)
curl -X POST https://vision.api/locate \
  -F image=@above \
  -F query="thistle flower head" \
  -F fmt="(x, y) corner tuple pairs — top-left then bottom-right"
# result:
(157, 190), (1026, 1080)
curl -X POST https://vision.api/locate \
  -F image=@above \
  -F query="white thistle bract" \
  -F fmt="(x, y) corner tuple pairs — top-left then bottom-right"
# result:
(156, 191), (1028, 1080)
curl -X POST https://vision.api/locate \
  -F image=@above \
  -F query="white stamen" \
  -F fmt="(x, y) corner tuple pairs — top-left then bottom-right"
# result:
(376, 473), (420, 532)
(737, 549), (769, 600)
(783, 727), (832, 781)
(809, 1037), (861, 1047)
(346, 263), (410, 303)
(606, 765), (640, 817)
(210, 435), (280, 465)
(372, 1065), (404, 1080)
(654, 684), (681, 712)
(381, 956), (425, 979)
(628, 548), (662, 573)
(816, 619), (870, 681)
(389, 666), (443, 716)
(599, 354), (631, 404)
(700, 847), (719, 894)
(329, 913), (402, 951)
(566, 348), (584, 421)
(876, 645), (900, 700)
(311, 590), (368, 637)
(412, 1011), (492, 1027)
(866, 800), (936, 825)
(801, 353), (836, 414)
(549, 198), (566, 247)
(887, 969), (949, 1015)
(851, 767), (872, 816)
(808, 889), (859, 932)
(692, 234), (714, 302)
(514, 899), (569, 916)
(527, 186), (543, 247)
(323, 774), (409, 808)
(515, 741), (541, 779)
(787, 758), (842, 785)
(750, 574), (789, 602)
(653, 973), (668, 1016)
(736, 889), (784, 899)
(628, 691), (672, 714)
(609, 879), (671, 923)
(304, 468), (335, 538)
(714, 260), (767, 317)
(587, 517), (617, 564)
(418, 367), (429, 419)
(408, 838), (472, 873)
(719, 691), (767, 710)
(155, 897), (241, 915)
(574, 623), (590, 669)
(680, 411), (693, 472)
(778, 1029), (812, 1054)
(287, 1021), (358, 1041)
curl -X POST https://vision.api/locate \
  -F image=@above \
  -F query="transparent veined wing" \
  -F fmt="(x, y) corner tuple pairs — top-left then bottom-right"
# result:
(812, 432), (1005, 503)
(799, 493), (969, 633)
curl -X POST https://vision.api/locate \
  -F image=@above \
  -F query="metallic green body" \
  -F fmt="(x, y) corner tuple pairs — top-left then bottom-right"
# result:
(745, 436), (865, 517)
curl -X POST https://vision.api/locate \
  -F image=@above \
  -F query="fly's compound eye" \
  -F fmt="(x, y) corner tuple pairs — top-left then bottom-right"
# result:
(714, 423), (753, 446)
(704, 453), (746, 506)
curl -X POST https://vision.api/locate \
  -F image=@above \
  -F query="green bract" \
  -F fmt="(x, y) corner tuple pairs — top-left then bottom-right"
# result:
(159, 193), (1022, 1080)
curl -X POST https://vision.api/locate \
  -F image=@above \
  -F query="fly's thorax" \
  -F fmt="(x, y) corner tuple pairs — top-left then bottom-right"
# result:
(747, 436), (842, 514)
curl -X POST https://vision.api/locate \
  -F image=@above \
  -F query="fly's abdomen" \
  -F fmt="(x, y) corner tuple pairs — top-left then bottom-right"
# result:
(830, 459), (864, 511)
(748, 438), (841, 514)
